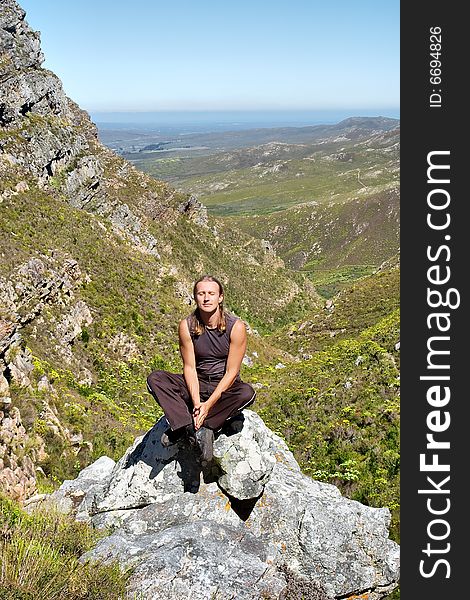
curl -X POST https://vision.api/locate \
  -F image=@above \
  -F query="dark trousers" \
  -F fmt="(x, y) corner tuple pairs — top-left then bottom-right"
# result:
(147, 370), (256, 431)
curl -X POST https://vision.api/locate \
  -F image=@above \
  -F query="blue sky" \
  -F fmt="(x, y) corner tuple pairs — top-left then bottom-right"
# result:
(19, 0), (399, 114)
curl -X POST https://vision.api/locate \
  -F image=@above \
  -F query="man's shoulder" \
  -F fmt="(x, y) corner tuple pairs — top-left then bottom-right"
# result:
(226, 313), (246, 325)
(179, 316), (191, 333)
(227, 314), (247, 337)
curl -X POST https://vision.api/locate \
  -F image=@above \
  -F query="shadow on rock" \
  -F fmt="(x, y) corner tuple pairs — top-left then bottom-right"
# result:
(123, 417), (222, 495)
(93, 411), (277, 515)
(225, 490), (263, 521)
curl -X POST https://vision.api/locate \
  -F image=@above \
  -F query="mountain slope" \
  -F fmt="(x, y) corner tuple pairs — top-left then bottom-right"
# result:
(123, 114), (400, 295)
(231, 187), (400, 295)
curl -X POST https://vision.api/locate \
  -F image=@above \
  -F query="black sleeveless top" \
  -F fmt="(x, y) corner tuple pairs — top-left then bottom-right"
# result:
(187, 313), (239, 380)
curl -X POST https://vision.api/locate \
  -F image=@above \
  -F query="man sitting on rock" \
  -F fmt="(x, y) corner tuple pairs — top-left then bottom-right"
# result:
(147, 275), (256, 464)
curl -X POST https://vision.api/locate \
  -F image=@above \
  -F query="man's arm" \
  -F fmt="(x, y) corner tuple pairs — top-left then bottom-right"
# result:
(178, 319), (201, 409)
(194, 319), (247, 429)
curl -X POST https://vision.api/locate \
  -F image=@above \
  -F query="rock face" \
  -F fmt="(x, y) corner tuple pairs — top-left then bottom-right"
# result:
(0, 401), (37, 500)
(0, 0), (171, 254)
(178, 194), (209, 227)
(46, 411), (399, 600)
(0, 0), (96, 181)
(0, 252), (97, 484)
(0, 253), (92, 389)
(214, 413), (276, 499)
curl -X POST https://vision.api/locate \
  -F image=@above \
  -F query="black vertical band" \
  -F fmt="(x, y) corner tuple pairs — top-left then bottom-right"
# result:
(401, 4), (465, 597)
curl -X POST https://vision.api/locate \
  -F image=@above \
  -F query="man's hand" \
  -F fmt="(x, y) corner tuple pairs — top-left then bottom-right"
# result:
(192, 398), (202, 427)
(194, 402), (210, 430)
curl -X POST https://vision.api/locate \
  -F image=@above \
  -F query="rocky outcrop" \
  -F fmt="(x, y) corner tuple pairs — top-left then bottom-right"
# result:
(0, 0), (96, 180)
(0, 254), (92, 378)
(0, 0), (169, 255)
(0, 254), (92, 479)
(0, 400), (40, 501)
(178, 194), (209, 227)
(0, 255), (86, 327)
(42, 411), (400, 600)
(0, 273), (40, 502)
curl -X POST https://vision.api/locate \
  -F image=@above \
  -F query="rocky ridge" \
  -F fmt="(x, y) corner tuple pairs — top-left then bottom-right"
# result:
(0, 400), (39, 500)
(0, 252), (95, 500)
(0, 0), (188, 257)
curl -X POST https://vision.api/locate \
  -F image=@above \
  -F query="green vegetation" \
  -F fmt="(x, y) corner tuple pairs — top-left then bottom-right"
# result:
(0, 495), (130, 599)
(129, 123), (399, 297)
(255, 308), (400, 541)
(226, 187), (400, 295)
(269, 267), (400, 356)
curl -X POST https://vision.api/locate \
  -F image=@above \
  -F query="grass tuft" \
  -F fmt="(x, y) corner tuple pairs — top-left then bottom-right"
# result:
(0, 495), (130, 600)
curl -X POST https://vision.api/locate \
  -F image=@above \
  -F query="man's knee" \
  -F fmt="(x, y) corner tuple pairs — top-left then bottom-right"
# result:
(147, 370), (167, 392)
(240, 383), (256, 406)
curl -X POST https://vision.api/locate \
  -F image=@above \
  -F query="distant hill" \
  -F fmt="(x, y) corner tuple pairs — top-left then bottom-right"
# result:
(113, 115), (399, 156)
(139, 124), (399, 295)
(123, 117), (399, 181)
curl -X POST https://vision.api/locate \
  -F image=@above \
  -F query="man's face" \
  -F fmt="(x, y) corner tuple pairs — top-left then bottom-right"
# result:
(195, 281), (223, 313)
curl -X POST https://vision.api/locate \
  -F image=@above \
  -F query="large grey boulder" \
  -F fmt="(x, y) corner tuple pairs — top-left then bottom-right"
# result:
(90, 411), (275, 514)
(48, 410), (399, 600)
(214, 412), (276, 499)
(50, 455), (116, 520)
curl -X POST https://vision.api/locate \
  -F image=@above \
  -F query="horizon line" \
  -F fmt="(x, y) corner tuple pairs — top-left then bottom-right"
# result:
(89, 108), (400, 114)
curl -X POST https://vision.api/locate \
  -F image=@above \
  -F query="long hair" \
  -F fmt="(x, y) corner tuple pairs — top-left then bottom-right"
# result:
(188, 275), (227, 336)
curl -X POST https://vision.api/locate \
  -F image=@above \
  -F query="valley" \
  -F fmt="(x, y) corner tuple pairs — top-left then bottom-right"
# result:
(103, 117), (399, 296)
